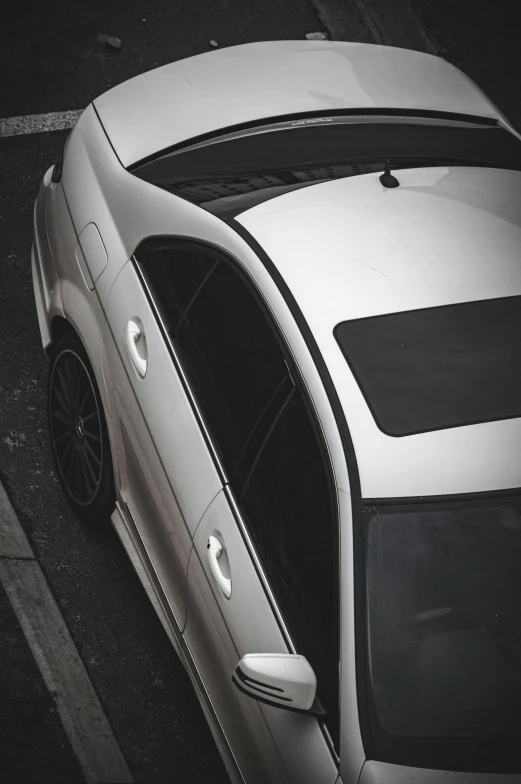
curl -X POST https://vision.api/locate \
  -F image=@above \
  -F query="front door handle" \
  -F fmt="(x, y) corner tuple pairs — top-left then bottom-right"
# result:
(125, 319), (147, 378)
(207, 535), (232, 599)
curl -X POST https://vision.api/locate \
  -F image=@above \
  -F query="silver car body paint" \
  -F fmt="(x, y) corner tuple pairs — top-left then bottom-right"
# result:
(38, 100), (348, 784)
(93, 40), (499, 168)
(31, 41), (521, 784)
(186, 488), (338, 783)
(236, 166), (521, 499)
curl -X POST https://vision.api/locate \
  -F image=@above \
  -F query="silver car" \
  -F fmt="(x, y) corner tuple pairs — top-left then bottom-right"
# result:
(31, 40), (521, 784)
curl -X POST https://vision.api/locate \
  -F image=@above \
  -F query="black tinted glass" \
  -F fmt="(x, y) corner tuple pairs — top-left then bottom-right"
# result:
(131, 117), (521, 218)
(138, 241), (216, 333)
(335, 296), (521, 436)
(170, 256), (289, 475)
(362, 495), (521, 772)
(240, 390), (338, 745)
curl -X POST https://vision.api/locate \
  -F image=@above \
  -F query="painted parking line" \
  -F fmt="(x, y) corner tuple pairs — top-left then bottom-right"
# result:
(0, 0), (438, 143)
(0, 481), (133, 784)
(0, 109), (84, 138)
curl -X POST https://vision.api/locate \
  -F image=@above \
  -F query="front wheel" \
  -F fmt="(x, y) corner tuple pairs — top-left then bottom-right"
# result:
(47, 331), (115, 524)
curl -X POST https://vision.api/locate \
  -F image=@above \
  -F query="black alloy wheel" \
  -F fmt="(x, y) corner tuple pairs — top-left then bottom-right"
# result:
(48, 332), (115, 524)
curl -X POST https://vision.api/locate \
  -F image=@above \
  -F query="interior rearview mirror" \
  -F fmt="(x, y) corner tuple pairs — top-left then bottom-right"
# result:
(232, 653), (324, 715)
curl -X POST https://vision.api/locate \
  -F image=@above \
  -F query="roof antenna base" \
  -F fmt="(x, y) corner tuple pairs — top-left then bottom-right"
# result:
(380, 160), (400, 188)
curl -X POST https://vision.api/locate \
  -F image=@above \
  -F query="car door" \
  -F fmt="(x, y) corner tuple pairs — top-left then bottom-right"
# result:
(158, 244), (340, 782)
(101, 243), (223, 629)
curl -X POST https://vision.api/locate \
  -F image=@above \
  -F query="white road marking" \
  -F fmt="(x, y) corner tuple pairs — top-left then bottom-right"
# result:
(0, 485), (34, 557)
(0, 0), (436, 143)
(0, 481), (133, 784)
(0, 109), (83, 138)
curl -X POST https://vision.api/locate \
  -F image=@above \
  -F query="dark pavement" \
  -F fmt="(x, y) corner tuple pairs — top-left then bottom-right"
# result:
(0, 0), (325, 118)
(0, 585), (83, 783)
(412, 0), (521, 131)
(0, 0), (519, 782)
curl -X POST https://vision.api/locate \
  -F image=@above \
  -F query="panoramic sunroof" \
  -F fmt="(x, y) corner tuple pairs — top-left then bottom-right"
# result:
(334, 296), (521, 437)
(129, 114), (521, 219)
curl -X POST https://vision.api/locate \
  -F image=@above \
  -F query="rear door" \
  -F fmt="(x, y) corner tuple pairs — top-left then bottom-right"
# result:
(156, 245), (340, 782)
(102, 244), (223, 628)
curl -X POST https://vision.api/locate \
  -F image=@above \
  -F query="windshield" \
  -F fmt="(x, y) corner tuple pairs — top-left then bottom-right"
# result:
(361, 493), (521, 773)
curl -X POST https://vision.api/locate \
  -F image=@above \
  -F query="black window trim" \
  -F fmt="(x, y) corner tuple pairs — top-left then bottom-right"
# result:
(362, 486), (521, 507)
(230, 220), (367, 765)
(132, 237), (342, 760)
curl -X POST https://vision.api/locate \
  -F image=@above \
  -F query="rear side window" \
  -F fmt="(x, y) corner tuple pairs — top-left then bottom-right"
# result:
(136, 240), (215, 333)
(137, 241), (289, 476)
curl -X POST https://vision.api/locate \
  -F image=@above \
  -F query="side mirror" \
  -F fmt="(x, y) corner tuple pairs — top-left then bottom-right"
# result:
(232, 653), (324, 715)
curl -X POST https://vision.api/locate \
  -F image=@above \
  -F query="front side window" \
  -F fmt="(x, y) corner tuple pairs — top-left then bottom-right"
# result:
(361, 493), (521, 772)
(239, 386), (339, 747)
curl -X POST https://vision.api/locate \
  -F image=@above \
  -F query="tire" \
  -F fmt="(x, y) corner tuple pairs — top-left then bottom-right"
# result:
(47, 330), (115, 525)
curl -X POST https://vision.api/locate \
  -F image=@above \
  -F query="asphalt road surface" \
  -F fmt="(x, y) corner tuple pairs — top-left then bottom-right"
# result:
(0, 0), (519, 782)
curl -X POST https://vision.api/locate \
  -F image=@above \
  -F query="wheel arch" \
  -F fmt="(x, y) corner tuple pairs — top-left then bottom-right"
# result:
(46, 314), (77, 356)
(46, 311), (120, 495)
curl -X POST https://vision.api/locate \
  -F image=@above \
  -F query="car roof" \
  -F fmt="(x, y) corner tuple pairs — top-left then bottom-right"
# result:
(236, 165), (521, 498)
(93, 40), (499, 169)
(237, 165), (521, 323)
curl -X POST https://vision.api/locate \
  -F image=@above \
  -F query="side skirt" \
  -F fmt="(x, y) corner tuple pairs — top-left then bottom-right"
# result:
(111, 502), (245, 784)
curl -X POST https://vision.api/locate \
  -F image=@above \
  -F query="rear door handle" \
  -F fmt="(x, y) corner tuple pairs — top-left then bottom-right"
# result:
(207, 535), (232, 599)
(125, 319), (147, 377)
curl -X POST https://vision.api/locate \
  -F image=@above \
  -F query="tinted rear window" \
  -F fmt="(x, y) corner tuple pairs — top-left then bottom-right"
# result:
(130, 116), (521, 219)
(334, 295), (521, 436)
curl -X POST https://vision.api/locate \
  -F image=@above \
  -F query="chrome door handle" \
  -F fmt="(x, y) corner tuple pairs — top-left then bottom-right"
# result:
(125, 319), (147, 378)
(207, 535), (232, 599)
